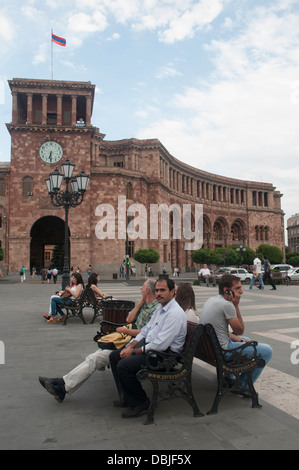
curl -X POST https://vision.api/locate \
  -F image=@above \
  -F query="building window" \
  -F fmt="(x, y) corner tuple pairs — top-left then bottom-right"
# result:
(252, 191), (257, 206)
(23, 177), (33, 196)
(114, 162), (124, 168)
(264, 192), (269, 207)
(126, 182), (132, 199)
(0, 179), (5, 196)
(127, 241), (134, 258)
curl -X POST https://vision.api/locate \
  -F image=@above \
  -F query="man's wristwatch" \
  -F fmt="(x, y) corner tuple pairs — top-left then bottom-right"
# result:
(132, 350), (136, 356)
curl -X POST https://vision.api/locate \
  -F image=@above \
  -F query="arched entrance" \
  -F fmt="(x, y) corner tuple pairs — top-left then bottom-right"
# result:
(30, 216), (69, 272)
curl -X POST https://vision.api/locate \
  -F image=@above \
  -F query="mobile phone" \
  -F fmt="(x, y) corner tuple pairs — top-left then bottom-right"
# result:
(225, 289), (235, 298)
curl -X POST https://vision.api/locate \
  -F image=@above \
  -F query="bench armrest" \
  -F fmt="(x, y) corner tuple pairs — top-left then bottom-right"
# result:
(221, 340), (264, 366)
(142, 349), (185, 373)
(95, 320), (136, 338)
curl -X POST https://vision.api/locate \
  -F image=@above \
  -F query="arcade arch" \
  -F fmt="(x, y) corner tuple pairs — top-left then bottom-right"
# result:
(30, 216), (69, 272)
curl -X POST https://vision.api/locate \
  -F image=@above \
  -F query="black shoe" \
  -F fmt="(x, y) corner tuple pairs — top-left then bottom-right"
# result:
(270, 288), (277, 290)
(39, 376), (66, 402)
(113, 400), (127, 408)
(121, 400), (150, 418)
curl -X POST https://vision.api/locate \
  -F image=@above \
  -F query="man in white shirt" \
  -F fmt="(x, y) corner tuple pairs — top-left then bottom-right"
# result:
(198, 264), (215, 286)
(110, 278), (187, 418)
(249, 256), (264, 290)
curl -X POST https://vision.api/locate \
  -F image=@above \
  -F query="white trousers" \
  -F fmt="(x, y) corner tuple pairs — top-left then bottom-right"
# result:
(63, 348), (112, 394)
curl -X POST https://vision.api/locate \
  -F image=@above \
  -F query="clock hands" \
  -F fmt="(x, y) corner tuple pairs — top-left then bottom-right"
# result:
(49, 151), (52, 163)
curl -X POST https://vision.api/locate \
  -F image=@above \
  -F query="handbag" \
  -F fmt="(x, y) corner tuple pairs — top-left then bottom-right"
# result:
(94, 324), (135, 350)
(60, 290), (72, 299)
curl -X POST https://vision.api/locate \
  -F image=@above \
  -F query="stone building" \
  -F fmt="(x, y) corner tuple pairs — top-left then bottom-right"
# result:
(287, 214), (299, 253)
(0, 77), (285, 276)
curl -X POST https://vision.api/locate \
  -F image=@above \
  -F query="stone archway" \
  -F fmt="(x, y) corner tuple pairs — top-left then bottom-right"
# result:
(30, 216), (69, 272)
(213, 217), (229, 248)
(231, 218), (247, 245)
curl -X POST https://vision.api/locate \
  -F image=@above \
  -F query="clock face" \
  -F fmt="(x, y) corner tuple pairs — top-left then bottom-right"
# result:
(40, 141), (63, 164)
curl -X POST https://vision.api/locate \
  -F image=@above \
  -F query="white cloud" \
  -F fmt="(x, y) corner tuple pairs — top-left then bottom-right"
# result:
(156, 63), (182, 79)
(0, 13), (14, 42)
(158, 0), (224, 43)
(68, 11), (108, 34)
(137, 2), (299, 220)
(32, 43), (48, 65)
(107, 32), (120, 41)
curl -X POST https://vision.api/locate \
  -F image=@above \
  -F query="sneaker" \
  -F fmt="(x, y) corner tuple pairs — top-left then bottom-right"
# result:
(39, 376), (66, 402)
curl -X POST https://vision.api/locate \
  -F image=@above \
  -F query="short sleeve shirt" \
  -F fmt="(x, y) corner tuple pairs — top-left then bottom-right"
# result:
(134, 300), (158, 330)
(199, 295), (236, 348)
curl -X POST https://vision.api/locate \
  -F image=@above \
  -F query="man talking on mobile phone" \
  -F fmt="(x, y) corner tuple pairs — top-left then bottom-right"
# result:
(200, 274), (272, 391)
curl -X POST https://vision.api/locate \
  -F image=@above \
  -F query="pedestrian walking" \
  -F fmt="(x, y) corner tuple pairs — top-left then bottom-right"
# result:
(51, 267), (58, 284)
(263, 255), (277, 290)
(249, 255), (264, 290)
(20, 266), (26, 282)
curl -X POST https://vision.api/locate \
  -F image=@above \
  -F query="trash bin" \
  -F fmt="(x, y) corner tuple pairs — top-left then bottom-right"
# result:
(102, 300), (135, 324)
(112, 273), (118, 280)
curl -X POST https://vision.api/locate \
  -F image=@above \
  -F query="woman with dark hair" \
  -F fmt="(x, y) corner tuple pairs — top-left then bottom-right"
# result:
(45, 273), (84, 324)
(175, 282), (199, 323)
(86, 273), (107, 298)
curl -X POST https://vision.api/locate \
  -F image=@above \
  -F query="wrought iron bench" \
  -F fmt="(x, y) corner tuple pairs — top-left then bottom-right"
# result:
(60, 289), (87, 325)
(137, 321), (205, 424)
(195, 323), (266, 414)
(83, 288), (113, 324)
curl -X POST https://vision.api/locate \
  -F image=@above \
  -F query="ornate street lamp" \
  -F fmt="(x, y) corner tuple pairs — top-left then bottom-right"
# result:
(46, 159), (90, 289)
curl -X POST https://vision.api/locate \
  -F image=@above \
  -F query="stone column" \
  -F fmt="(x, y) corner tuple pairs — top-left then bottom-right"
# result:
(57, 95), (62, 126)
(42, 94), (48, 125)
(86, 95), (92, 126)
(26, 93), (33, 124)
(71, 95), (77, 126)
(12, 92), (18, 123)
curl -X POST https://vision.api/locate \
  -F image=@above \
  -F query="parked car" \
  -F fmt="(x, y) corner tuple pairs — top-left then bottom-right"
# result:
(214, 267), (253, 284)
(270, 264), (293, 273)
(284, 267), (299, 283)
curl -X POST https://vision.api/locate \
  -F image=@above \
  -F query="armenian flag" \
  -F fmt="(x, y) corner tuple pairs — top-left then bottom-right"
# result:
(52, 33), (66, 47)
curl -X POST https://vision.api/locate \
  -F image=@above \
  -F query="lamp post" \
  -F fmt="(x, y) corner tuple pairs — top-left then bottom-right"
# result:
(236, 244), (246, 267)
(46, 159), (90, 290)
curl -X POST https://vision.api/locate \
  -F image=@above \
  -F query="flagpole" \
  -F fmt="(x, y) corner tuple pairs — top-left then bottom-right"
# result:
(51, 29), (53, 80)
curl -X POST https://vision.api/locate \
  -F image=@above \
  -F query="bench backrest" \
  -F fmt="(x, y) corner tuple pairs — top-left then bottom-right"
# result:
(181, 322), (204, 367)
(83, 287), (98, 306)
(194, 324), (218, 367)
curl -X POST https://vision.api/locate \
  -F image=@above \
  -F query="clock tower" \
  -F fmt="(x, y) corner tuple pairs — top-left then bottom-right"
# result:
(6, 78), (98, 273)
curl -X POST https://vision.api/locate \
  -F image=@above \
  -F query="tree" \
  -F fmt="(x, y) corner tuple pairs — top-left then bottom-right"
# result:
(191, 249), (215, 265)
(288, 256), (299, 267)
(230, 245), (255, 265)
(134, 248), (160, 265)
(50, 245), (64, 270)
(191, 247), (239, 266)
(212, 248), (239, 266)
(257, 244), (283, 264)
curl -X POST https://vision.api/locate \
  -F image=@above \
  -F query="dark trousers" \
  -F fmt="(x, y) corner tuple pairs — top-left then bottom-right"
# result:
(263, 271), (276, 289)
(110, 342), (159, 408)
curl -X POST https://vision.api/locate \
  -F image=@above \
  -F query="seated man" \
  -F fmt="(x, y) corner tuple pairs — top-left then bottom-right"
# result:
(110, 278), (187, 418)
(39, 279), (158, 402)
(200, 273), (272, 391)
(198, 264), (215, 285)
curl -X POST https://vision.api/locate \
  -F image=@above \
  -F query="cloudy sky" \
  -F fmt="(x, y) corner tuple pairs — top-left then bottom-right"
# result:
(0, 0), (298, 229)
